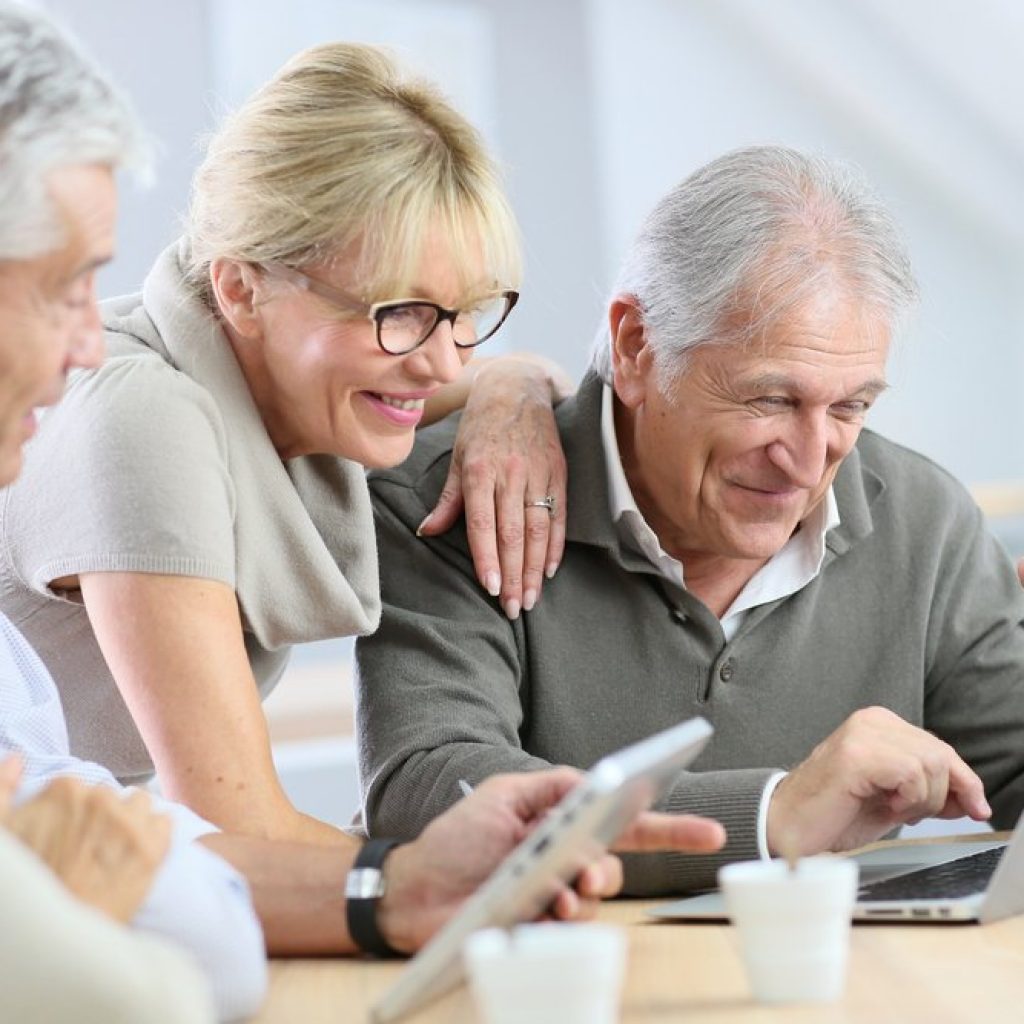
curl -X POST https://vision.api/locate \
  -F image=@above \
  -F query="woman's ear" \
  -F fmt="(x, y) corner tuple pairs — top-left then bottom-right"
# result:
(609, 295), (655, 409)
(209, 259), (263, 340)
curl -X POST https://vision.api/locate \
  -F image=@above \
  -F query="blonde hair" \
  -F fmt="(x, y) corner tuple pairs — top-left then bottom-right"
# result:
(185, 43), (521, 303)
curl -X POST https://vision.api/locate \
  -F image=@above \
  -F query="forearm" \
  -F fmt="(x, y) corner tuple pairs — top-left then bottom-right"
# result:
(202, 826), (487, 959)
(201, 833), (361, 956)
(620, 767), (776, 896)
(365, 743), (551, 841)
(158, 743), (354, 845)
(80, 572), (356, 844)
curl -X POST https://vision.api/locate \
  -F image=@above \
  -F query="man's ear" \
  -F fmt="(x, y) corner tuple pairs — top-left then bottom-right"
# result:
(609, 295), (655, 409)
(209, 259), (263, 340)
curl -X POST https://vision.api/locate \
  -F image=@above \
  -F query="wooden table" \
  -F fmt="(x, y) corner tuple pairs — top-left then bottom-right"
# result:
(253, 841), (1024, 1023)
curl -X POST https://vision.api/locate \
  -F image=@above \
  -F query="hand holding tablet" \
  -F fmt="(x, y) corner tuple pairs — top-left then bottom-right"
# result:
(372, 716), (716, 1022)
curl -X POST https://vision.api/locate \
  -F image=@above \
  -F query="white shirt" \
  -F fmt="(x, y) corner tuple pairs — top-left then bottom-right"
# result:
(600, 385), (840, 855)
(600, 384), (840, 639)
(0, 828), (217, 1024)
(0, 613), (267, 1021)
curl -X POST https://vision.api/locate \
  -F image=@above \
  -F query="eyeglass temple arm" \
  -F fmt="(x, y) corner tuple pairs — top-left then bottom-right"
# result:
(259, 262), (367, 314)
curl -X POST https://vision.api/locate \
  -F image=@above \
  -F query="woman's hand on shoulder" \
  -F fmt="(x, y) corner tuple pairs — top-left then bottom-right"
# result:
(417, 354), (573, 620)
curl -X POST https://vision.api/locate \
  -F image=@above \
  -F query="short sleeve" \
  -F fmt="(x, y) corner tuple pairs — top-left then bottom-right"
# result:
(2, 351), (237, 596)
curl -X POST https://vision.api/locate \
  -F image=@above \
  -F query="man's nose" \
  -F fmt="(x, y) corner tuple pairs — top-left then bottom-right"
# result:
(766, 411), (829, 487)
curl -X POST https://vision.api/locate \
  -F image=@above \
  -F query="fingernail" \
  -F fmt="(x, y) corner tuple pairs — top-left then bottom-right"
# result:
(545, 562), (558, 580)
(415, 514), (431, 538)
(522, 588), (537, 612)
(504, 598), (521, 620)
(484, 572), (501, 597)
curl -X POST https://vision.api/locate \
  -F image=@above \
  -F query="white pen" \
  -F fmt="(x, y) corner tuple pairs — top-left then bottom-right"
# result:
(457, 778), (473, 798)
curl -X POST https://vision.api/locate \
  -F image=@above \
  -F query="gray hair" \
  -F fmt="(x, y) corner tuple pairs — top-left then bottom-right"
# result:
(0, 2), (146, 260)
(591, 145), (919, 384)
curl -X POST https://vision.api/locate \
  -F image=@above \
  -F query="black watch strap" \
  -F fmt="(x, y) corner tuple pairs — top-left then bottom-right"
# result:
(345, 838), (403, 957)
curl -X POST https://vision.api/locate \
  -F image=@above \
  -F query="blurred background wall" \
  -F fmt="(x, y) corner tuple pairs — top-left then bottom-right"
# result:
(40, 0), (1024, 487)
(34, 0), (1024, 827)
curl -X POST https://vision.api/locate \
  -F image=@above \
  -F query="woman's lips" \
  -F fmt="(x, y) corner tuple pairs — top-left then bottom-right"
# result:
(362, 391), (427, 427)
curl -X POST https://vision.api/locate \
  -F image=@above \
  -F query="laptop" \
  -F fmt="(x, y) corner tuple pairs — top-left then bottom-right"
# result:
(370, 716), (714, 1023)
(649, 811), (1024, 926)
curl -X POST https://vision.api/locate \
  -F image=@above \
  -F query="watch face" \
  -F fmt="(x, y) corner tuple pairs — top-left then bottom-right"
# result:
(347, 840), (404, 957)
(346, 866), (387, 900)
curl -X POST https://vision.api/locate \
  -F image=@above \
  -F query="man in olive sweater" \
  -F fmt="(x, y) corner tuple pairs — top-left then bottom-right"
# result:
(356, 146), (1021, 895)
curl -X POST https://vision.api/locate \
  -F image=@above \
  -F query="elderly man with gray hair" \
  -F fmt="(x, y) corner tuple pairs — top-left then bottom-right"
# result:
(357, 144), (1024, 894)
(0, 4), (248, 1022)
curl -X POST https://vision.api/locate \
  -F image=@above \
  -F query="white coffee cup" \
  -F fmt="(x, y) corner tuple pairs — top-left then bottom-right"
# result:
(463, 923), (627, 1024)
(719, 856), (858, 1005)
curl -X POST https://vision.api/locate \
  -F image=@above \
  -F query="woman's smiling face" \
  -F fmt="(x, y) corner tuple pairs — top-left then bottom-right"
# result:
(222, 227), (489, 467)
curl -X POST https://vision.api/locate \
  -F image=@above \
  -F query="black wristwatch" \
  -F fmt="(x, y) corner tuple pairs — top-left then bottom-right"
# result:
(345, 838), (403, 957)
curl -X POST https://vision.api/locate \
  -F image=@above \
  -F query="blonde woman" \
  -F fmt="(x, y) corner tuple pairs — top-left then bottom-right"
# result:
(0, 43), (570, 843)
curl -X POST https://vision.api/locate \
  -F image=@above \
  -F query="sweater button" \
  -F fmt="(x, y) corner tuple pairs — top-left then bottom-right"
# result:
(719, 659), (735, 682)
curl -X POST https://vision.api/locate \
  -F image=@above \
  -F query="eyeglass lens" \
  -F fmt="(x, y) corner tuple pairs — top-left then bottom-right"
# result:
(377, 294), (510, 354)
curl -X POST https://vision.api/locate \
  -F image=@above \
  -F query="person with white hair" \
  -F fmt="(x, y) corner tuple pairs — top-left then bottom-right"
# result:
(357, 144), (1024, 894)
(0, 5), (725, 998)
(0, 3), (256, 1020)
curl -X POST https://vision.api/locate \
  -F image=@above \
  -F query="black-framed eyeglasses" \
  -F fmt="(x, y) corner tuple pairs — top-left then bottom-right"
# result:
(259, 261), (519, 355)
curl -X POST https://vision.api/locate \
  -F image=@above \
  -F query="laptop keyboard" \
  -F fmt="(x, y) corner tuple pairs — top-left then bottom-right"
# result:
(857, 845), (1005, 902)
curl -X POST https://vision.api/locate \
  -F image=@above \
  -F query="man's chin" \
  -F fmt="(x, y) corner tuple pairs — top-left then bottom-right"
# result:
(722, 520), (801, 561)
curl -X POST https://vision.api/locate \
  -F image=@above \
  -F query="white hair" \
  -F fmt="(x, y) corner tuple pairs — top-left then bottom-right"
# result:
(0, 2), (146, 260)
(591, 145), (919, 384)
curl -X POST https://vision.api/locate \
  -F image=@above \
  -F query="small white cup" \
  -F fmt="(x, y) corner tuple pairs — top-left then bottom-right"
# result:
(719, 856), (858, 1005)
(463, 923), (627, 1024)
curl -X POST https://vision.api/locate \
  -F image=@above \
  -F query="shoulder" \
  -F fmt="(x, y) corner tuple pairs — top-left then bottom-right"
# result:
(62, 322), (226, 454)
(367, 414), (462, 527)
(27, 350), (233, 521)
(839, 430), (984, 565)
(852, 429), (977, 516)
(17, 346), (233, 500)
(2, 317), (238, 592)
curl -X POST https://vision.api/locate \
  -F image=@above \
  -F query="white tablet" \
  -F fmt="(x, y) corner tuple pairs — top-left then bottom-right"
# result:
(370, 716), (713, 1023)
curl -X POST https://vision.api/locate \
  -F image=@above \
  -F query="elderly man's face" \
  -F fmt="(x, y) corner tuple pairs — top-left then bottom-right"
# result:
(0, 164), (115, 485)
(613, 291), (889, 568)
